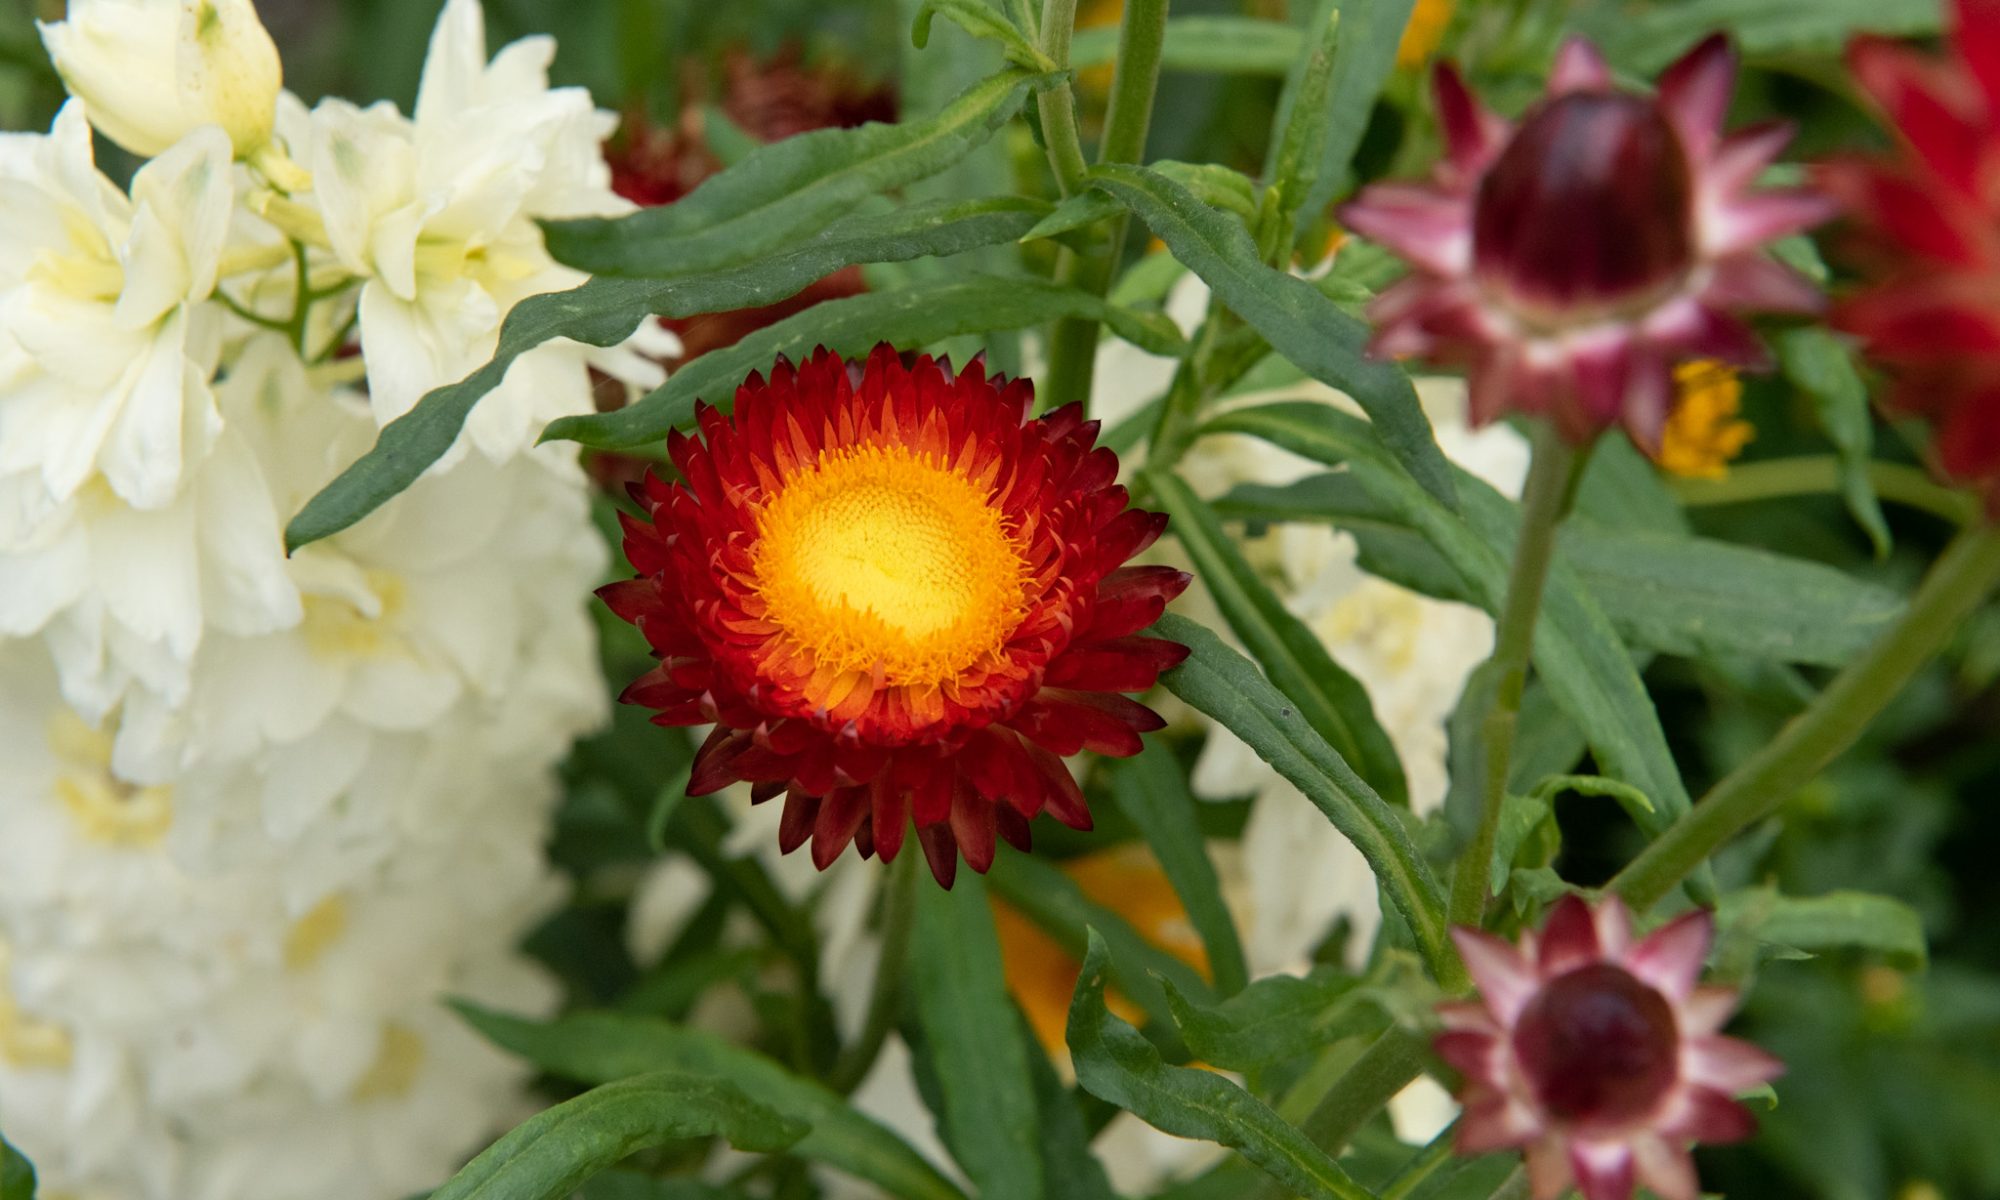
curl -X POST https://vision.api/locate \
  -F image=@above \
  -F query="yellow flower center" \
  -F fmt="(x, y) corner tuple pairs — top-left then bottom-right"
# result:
(283, 894), (350, 971)
(351, 1022), (426, 1101)
(1659, 360), (1753, 479)
(752, 442), (1030, 690)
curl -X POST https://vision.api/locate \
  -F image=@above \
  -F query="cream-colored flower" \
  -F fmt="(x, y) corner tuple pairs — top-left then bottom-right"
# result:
(297, 0), (674, 461)
(0, 102), (234, 514)
(39, 0), (283, 159)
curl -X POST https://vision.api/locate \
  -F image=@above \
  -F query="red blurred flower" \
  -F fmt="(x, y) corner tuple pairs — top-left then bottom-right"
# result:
(1339, 36), (1831, 449)
(1821, 0), (2000, 504)
(600, 346), (1190, 886)
(1438, 896), (1782, 1200)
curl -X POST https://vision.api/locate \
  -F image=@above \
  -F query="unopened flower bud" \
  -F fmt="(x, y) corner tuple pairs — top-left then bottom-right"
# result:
(40, 0), (284, 159)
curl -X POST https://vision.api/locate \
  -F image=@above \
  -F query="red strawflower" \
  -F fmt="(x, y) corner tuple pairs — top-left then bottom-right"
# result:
(1338, 36), (1832, 449)
(1821, 0), (2000, 505)
(600, 346), (1190, 886)
(1439, 896), (1783, 1200)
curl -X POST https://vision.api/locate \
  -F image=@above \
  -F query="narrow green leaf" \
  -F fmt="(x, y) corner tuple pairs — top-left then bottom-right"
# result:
(1300, 0), (1417, 216)
(910, 875), (1044, 1200)
(987, 851), (1216, 1033)
(1150, 469), (1409, 805)
(1088, 164), (1457, 509)
(1720, 888), (1929, 970)
(1577, 0), (1941, 73)
(1023, 1014), (1120, 1200)
(580, 1173), (733, 1199)
(430, 1072), (805, 1200)
(1110, 749), (1251, 998)
(1158, 968), (1384, 1071)
(1026, 161), (1260, 243)
(1779, 328), (1891, 556)
(914, 0), (1051, 69)
(1067, 930), (1375, 1200)
(455, 1005), (969, 1200)
(1071, 17), (1304, 75)
(1263, 0), (1342, 219)
(543, 275), (1185, 449)
(1153, 612), (1453, 977)
(1212, 470), (1905, 667)
(545, 69), (1047, 276)
(1199, 406), (1705, 894)
(1, 1131), (34, 1200)
(285, 196), (1046, 551)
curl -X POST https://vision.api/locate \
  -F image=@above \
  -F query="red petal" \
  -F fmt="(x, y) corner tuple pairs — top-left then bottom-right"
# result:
(1042, 635), (1189, 691)
(689, 728), (752, 795)
(811, 786), (871, 870)
(870, 775), (909, 864)
(949, 790), (999, 873)
(1627, 908), (1714, 1001)
(778, 789), (819, 854)
(1548, 37), (1612, 94)
(1537, 894), (1603, 975)
(917, 823), (959, 888)
(1663, 1086), (1759, 1144)
(1657, 33), (1736, 156)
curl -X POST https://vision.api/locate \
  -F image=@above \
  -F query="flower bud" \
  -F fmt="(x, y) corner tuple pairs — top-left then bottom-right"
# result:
(40, 0), (283, 160)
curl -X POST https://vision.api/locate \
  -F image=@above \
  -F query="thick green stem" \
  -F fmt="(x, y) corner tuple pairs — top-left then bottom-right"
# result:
(826, 849), (919, 1094)
(1612, 520), (2000, 911)
(1034, 0), (1090, 197)
(1243, 1026), (1429, 1200)
(1041, 0), (1171, 412)
(1448, 424), (1582, 929)
(1672, 455), (1975, 525)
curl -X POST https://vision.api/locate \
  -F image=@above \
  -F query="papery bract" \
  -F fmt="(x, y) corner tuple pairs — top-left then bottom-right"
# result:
(603, 345), (1190, 886)
(1821, 0), (2000, 507)
(1439, 896), (1782, 1200)
(1339, 36), (1831, 449)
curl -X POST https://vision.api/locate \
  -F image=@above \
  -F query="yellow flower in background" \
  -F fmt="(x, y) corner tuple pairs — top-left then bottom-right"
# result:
(1396, 0), (1454, 69)
(1659, 361), (1754, 479)
(992, 844), (1208, 1056)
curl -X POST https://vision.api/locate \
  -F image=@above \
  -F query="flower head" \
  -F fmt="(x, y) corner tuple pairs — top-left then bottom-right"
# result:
(602, 346), (1189, 886)
(1438, 896), (1783, 1200)
(1820, 0), (2000, 506)
(1658, 361), (1753, 478)
(1339, 36), (1831, 449)
(39, 0), (283, 159)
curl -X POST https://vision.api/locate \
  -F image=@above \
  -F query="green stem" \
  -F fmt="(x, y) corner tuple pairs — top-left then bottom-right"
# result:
(1034, 0), (1090, 197)
(826, 849), (919, 1094)
(1381, 1120), (1459, 1200)
(1243, 1026), (1429, 1200)
(1611, 520), (2000, 911)
(1041, 0), (1171, 413)
(1448, 424), (1582, 929)
(1672, 455), (1975, 525)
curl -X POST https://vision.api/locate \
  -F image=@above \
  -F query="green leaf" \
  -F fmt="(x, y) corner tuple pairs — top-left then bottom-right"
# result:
(1110, 749), (1251, 998)
(1067, 930), (1375, 1200)
(582, 1173), (734, 1200)
(543, 274), (1184, 449)
(910, 875), (1044, 1200)
(1778, 328), (1892, 557)
(913, 0), (1051, 69)
(1300, 0), (1417, 216)
(1263, 0), (1342, 224)
(1149, 469), (1409, 806)
(1024, 1014), (1120, 1200)
(1152, 612), (1453, 978)
(1720, 888), (1929, 970)
(1200, 406), (1705, 892)
(1578, 0), (1942, 73)
(1557, 520), (1906, 667)
(1158, 968), (1382, 1071)
(2, 1131), (34, 1200)
(1071, 17), (1304, 76)
(1211, 470), (1906, 667)
(1025, 161), (1260, 243)
(430, 1072), (805, 1200)
(455, 1005), (969, 1200)
(285, 196), (1046, 551)
(1088, 164), (1457, 509)
(986, 850), (1215, 1033)
(545, 69), (1048, 276)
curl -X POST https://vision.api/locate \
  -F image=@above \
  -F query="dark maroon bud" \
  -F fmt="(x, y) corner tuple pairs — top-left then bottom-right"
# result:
(1473, 93), (1696, 327)
(1512, 962), (1681, 1128)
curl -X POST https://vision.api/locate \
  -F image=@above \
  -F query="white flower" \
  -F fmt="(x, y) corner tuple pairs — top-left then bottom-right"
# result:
(295, 0), (674, 461)
(38, 0), (284, 160)
(0, 102), (234, 513)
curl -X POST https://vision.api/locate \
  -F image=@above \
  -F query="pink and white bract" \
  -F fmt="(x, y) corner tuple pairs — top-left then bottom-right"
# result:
(1437, 896), (1783, 1200)
(1339, 36), (1832, 449)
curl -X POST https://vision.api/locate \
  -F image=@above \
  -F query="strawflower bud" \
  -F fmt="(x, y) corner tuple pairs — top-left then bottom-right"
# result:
(1340, 36), (1833, 450)
(1438, 896), (1783, 1200)
(40, 0), (284, 159)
